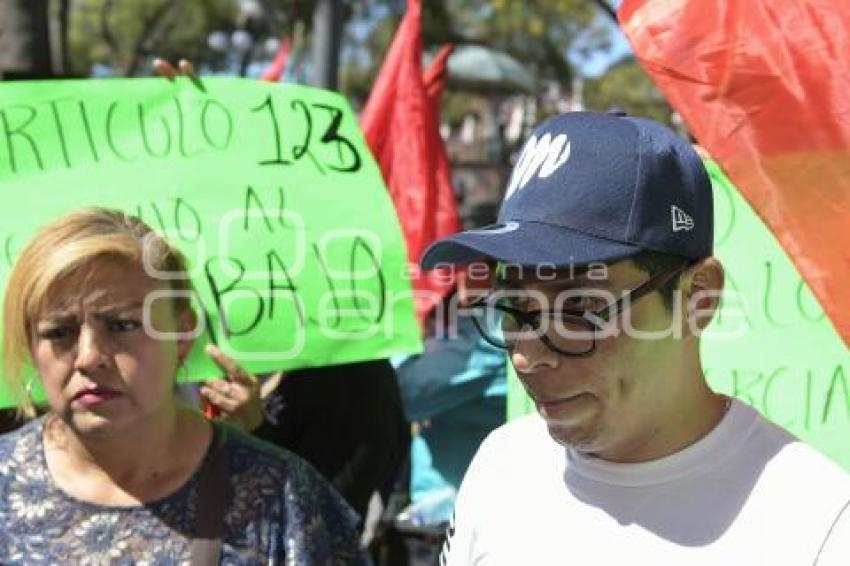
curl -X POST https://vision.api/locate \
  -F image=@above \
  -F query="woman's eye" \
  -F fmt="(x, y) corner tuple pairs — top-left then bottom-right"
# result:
(107, 319), (142, 333)
(38, 326), (75, 341)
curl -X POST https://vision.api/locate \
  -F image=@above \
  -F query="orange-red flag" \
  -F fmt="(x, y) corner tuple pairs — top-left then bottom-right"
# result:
(619, 0), (850, 346)
(360, 0), (460, 322)
(260, 37), (291, 82)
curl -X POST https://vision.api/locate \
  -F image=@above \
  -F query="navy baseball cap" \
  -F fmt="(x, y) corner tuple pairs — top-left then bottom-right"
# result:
(421, 112), (713, 269)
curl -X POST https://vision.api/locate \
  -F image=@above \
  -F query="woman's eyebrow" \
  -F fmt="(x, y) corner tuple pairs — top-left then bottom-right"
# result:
(36, 313), (76, 325)
(92, 302), (144, 317)
(40, 302), (145, 322)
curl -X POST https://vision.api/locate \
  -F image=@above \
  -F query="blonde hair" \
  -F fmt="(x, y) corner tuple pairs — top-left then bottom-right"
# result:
(3, 207), (193, 416)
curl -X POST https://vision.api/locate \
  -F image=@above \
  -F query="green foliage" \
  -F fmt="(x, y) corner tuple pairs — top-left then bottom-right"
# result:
(67, 0), (236, 76)
(583, 57), (675, 124)
(63, 0), (671, 130)
(446, 0), (598, 82)
(340, 0), (609, 107)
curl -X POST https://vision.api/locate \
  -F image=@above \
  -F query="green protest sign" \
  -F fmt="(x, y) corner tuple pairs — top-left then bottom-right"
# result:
(507, 160), (850, 471)
(0, 77), (421, 408)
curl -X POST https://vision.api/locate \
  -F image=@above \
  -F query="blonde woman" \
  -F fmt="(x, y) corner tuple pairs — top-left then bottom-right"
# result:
(0, 208), (369, 564)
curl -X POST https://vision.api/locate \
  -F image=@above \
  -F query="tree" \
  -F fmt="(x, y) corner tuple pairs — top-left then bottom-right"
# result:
(588, 0), (616, 22)
(446, 0), (599, 83)
(582, 56), (674, 124)
(57, 0), (73, 75)
(64, 0), (374, 78)
(0, 0), (54, 78)
(347, 0), (604, 82)
(67, 0), (237, 76)
(340, 0), (613, 112)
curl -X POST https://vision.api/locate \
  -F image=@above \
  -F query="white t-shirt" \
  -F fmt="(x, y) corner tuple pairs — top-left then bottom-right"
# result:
(441, 400), (850, 565)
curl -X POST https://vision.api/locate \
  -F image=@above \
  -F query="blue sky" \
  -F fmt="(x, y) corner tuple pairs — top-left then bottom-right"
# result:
(568, 0), (633, 77)
(347, 1), (635, 79)
(571, 23), (632, 77)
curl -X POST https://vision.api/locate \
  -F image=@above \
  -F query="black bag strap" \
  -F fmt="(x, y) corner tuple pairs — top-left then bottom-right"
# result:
(190, 423), (229, 566)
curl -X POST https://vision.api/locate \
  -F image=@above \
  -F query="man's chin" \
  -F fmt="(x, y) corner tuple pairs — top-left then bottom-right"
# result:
(545, 421), (601, 451)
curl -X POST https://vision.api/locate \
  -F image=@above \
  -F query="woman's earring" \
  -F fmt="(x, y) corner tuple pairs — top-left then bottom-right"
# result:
(22, 378), (38, 418)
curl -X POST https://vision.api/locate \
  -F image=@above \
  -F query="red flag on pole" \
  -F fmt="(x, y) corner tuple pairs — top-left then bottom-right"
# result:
(360, 0), (460, 322)
(619, 0), (850, 346)
(260, 37), (292, 82)
(422, 45), (458, 296)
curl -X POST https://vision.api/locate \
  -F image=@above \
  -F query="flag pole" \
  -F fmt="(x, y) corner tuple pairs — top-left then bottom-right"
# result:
(311, 0), (341, 89)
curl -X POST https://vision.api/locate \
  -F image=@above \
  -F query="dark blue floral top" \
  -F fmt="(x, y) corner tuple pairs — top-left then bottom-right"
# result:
(0, 417), (372, 565)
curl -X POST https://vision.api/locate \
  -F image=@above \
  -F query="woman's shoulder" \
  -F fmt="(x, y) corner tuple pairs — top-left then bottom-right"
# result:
(0, 418), (43, 476)
(215, 421), (366, 561)
(217, 420), (333, 498)
(218, 420), (303, 476)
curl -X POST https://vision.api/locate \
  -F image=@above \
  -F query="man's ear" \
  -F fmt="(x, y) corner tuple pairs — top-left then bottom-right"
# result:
(176, 307), (198, 365)
(682, 257), (724, 337)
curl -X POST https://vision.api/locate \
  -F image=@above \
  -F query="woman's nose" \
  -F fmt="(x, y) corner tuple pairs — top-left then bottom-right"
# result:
(73, 325), (112, 372)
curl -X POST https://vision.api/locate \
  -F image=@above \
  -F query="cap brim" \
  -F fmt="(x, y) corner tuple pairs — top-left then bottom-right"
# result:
(421, 221), (642, 269)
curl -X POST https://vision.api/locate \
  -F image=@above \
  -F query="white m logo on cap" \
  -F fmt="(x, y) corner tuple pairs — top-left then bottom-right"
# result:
(671, 205), (695, 232)
(505, 133), (572, 200)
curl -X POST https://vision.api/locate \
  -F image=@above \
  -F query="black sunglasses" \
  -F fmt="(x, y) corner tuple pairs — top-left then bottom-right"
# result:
(463, 262), (690, 357)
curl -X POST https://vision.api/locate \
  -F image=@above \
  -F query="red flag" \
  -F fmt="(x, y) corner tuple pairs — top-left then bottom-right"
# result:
(422, 45), (459, 304)
(360, 0), (460, 322)
(619, 0), (850, 346)
(260, 38), (291, 82)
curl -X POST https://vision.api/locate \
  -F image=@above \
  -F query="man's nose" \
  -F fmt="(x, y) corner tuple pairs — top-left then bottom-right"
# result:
(74, 325), (112, 373)
(511, 334), (559, 374)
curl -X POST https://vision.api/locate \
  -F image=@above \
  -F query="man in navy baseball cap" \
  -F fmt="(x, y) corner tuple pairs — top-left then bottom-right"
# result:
(422, 111), (712, 269)
(428, 112), (850, 565)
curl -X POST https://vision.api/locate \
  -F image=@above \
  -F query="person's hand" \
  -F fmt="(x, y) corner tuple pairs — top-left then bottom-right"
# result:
(200, 345), (263, 432)
(152, 57), (204, 91)
(152, 58), (197, 79)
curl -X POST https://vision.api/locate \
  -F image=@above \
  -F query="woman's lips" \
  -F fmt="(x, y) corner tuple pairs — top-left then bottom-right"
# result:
(72, 387), (121, 407)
